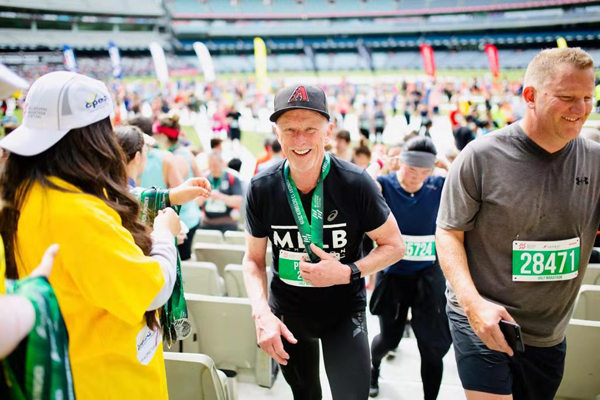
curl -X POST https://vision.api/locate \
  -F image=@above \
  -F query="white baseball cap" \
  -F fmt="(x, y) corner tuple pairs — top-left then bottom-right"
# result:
(0, 71), (113, 156)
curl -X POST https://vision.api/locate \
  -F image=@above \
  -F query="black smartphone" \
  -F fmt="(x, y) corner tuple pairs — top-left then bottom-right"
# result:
(499, 320), (525, 354)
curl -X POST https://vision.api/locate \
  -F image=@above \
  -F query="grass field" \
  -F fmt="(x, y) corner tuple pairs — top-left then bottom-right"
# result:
(241, 130), (272, 157)
(124, 68), (530, 85)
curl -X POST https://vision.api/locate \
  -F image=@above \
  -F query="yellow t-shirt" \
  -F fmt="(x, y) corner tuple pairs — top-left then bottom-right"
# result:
(16, 177), (168, 400)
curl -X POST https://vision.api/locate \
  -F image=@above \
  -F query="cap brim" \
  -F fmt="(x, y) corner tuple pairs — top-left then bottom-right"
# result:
(269, 106), (330, 123)
(0, 124), (69, 156)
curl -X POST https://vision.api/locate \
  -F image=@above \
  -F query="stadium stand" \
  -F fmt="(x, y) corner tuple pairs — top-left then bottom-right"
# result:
(0, 29), (171, 51)
(181, 261), (226, 296)
(169, 0), (600, 19)
(163, 352), (232, 400)
(556, 286), (600, 399)
(0, 0), (163, 16)
(183, 294), (277, 388)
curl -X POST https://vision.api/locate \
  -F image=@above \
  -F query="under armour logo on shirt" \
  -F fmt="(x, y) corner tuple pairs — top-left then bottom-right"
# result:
(288, 86), (309, 102)
(576, 177), (589, 185)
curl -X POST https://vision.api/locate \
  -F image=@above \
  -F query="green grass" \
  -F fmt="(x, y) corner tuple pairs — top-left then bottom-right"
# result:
(13, 108), (22, 124)
(241, 130), (272, 157)
(587, 112), (600, 121)
(124, 68), (529, 84)
(181, 125), (201, 149)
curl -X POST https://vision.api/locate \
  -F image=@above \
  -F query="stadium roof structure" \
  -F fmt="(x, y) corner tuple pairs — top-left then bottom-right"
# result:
(172, 10), (600, 37)
(0, 0), (164, 17)
(0, 29), (172, 51)
(169, 0), (600, 20)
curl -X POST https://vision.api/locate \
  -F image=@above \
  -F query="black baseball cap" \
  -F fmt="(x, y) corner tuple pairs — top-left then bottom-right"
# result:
(269, 84), (330, 123)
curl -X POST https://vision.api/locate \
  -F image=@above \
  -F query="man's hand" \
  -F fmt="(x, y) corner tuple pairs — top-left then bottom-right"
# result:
(209, 190), (226, 201)
(434, 158), (450, 171)
(298, 244), (352, 287)
(254, 311), (297, 365)
(169, 177), (211, 205)
(465, 296), (516, 356)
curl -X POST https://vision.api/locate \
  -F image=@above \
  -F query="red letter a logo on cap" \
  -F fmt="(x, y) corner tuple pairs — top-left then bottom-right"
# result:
(288, 86), (309, 103)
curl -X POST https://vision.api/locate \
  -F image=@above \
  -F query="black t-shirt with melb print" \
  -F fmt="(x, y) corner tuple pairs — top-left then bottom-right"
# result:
(246, 155), (390, 318)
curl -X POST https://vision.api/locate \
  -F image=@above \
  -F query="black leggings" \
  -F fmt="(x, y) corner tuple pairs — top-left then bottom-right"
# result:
(277, 312), (370, 400)
(370, 264), (452, 400)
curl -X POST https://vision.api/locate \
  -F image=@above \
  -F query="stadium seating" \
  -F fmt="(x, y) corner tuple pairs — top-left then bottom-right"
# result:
(223, 264), (247, 298)
(556, 285), (600, 399)
(582, 264), (600, 286)
(170, 0), (589, 18)
(183, 294), (276, 388)
(224, 264), (272, 298)
(0, 29), (171, 51)
(0, 0), (164, 16)
(181, 261), (226, 296)
(193, 243), (246, 276)
(163, 352), (232, 400)
(223, 230), (246, 245)
(193, 243), (271, 277)
(193, 229), (225, 245)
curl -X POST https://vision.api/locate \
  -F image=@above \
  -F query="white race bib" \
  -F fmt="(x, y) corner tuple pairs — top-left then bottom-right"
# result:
(402, 234), (436, 262)
(136, 325), (161, 365)
(278, 250), (312, 287)
(205, 199), (227, 213)
(512, 237), (580, 282)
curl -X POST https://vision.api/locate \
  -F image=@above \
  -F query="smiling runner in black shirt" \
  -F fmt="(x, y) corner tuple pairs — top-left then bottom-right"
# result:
(243, 84), (404, 400)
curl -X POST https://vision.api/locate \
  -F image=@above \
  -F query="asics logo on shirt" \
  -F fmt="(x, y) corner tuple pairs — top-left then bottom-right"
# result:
(327, 210), (338, 222)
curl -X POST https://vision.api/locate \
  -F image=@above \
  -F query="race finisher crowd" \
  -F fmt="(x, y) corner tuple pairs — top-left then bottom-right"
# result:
(0, 47), (599, 400)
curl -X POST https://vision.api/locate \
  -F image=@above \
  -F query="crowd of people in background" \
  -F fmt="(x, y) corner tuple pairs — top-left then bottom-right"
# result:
(1, 46), (600, 400)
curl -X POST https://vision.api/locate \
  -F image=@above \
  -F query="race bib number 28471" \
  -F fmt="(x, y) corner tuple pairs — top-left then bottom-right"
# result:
(512, 238), (580, 282)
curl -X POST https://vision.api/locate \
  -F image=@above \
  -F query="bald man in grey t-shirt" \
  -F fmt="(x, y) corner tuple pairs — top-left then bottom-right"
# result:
(436, 48), (598, 400)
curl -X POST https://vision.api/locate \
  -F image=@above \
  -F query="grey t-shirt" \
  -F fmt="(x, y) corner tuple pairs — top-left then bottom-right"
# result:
(437, 121), (600, 347)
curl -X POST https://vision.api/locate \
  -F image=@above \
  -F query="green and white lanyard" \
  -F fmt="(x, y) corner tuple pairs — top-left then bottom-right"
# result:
(2, 277), (75, 400)
(167, 143), (180, 154)
(205, 175), (228, 214)
(283, 154), (331, 263)
(136, 187), (191, 345)
(209, 175), (222, 191)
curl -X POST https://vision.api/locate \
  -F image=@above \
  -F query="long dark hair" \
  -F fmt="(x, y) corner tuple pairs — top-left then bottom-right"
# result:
(115, 125), (145, 163)
(0, 117), (158, 328)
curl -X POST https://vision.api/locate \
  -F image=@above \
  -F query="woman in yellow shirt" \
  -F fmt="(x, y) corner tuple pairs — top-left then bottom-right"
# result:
(0, 71), (191, 399)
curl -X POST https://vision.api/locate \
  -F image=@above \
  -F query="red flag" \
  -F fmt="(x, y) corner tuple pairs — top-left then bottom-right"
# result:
(420, 44), (436, 77)
(485, 44), (500, 79)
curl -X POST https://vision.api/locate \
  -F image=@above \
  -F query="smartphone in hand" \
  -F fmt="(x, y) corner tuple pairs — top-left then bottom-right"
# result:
(499, 320), (525, 354)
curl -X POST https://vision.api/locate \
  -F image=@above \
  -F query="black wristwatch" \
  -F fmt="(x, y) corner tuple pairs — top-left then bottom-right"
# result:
(348, 263), (361, 283)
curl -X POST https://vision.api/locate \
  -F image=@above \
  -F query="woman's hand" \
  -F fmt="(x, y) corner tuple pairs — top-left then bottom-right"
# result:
(169, 178), (211, 205)
(153, 208), (181, 237)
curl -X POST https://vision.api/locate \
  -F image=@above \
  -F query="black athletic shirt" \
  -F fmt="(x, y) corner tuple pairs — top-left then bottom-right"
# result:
(245, 155), (390, 318)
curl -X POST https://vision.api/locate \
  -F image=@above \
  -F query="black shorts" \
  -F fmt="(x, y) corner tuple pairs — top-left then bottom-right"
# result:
(230, 128), (241, 140)
(447, 308), (566, 399)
